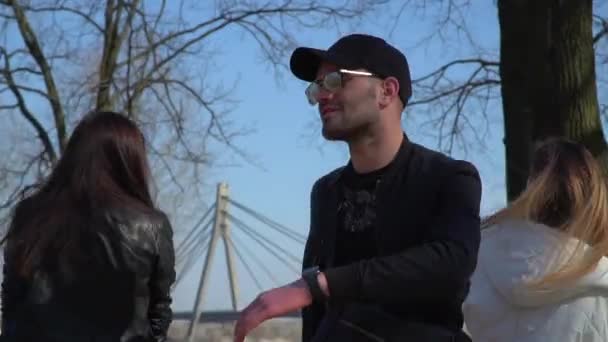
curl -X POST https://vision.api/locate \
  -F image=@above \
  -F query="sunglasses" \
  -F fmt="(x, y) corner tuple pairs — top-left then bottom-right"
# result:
(305, 69), (379, 105)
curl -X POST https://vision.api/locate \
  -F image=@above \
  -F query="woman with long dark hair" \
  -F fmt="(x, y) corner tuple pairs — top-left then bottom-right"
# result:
(1, 111), (176, 341)
(463, 138), (608, 342)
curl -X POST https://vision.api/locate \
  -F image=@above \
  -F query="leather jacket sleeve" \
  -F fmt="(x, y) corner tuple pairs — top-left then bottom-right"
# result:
(148, 215), (177, 341)
(301, 180), (326, 342)
(324, 160), (482, 305)
(1, 242), (26, 337)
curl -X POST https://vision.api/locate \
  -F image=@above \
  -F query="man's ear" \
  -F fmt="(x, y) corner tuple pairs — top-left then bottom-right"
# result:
(379, 77), (400, 108)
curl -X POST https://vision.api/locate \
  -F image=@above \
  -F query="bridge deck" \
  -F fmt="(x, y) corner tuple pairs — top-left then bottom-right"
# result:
(173, 310), (300, 323)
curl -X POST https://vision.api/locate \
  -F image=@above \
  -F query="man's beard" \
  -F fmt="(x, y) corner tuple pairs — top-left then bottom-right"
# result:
(322, 90), (377, 142)
(321, 118), (371, 142)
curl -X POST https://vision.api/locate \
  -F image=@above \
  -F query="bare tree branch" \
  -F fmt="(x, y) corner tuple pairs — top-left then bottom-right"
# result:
(9, 66), (43, 76)
(594, 14), (608, 44)
(6, 0), (67, 153)
(408, 58), (501, 154)
(0, 47), (57, 163)
(0, 104), (18, 110)
(0, 0), (388, 228)
(0, 154), (39, 210)
(11, 84), (50, 99)
(11, 2), (105, 33)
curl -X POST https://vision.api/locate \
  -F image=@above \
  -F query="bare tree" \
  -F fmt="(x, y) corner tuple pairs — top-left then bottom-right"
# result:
(0, 0), (389, 224)
(400, 0), (608, 201)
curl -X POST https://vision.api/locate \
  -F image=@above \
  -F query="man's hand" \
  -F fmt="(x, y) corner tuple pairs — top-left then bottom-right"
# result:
(233, 274), (329, 342)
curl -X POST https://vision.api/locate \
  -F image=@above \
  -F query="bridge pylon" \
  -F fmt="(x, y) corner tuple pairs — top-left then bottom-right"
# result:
(185, 182), (239, 342)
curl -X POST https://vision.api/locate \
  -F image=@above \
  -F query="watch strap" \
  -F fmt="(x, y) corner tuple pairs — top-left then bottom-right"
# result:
(302, 266), (326, 302)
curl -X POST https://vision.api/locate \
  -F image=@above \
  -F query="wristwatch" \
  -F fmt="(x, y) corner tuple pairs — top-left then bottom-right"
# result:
(302, 266), (327, 303)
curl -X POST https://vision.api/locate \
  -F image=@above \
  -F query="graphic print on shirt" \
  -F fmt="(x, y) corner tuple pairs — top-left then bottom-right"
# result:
(338, 184), (378, 233)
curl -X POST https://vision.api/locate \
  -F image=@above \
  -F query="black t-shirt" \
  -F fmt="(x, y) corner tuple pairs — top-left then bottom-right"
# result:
(333, 162), (391, 267)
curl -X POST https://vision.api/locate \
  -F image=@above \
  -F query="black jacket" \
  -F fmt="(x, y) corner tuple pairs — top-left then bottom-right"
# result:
(302, 136), (482, 342)
(1, 208), (176, 342)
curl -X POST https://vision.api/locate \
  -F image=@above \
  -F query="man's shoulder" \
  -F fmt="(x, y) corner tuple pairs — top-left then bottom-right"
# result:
(311, 166), (345, 193)
(409, 142), (479, 177)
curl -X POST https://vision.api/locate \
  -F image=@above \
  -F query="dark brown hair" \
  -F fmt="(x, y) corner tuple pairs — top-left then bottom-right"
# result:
(2, 111), (156, 277)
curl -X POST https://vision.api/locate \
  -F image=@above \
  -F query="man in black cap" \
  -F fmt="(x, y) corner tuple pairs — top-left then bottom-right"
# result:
(234, 34), (481, 342)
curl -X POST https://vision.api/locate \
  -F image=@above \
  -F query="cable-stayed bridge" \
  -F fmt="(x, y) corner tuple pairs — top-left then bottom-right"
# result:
(170, 183), (306, 341)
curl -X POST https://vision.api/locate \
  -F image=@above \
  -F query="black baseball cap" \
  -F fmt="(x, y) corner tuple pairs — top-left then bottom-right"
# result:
(289, 33), (412, 107)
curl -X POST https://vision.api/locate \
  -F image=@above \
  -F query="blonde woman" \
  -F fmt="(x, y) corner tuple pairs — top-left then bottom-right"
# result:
(463, 138), (608, 342)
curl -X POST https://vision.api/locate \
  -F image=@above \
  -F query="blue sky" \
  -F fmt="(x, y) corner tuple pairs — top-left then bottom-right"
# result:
(10, 0), (605, 316)
(169, 1), (508, 312)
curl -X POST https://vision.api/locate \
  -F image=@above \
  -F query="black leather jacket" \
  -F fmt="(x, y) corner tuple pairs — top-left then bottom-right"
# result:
(1, 208), (176, 342)
(302, 135), (481, 342)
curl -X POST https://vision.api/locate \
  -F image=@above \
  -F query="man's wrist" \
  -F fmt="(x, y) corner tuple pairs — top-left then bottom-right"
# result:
(317, 271), (330, 297)
(302, 266), (327, 302)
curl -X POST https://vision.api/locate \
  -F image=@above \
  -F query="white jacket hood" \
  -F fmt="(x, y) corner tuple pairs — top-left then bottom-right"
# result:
(478, 219), (608, 308)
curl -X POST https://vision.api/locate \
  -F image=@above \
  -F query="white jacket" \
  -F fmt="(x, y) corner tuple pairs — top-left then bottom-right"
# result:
(463, 219), (608, 342)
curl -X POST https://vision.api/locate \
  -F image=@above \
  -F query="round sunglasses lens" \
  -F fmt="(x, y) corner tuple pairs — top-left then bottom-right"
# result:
(323, 72), (342, 91)
(306, 83), (320, 105)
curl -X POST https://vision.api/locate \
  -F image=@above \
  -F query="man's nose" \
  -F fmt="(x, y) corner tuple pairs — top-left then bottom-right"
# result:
(316, 87), (334, 104)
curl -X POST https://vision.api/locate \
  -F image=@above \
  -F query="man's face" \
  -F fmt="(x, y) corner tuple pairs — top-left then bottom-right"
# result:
(313, 62), (381, 142)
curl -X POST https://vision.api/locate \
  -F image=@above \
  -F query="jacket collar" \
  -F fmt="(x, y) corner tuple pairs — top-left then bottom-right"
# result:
(319, 132), (412, 269)
(327, 132), (412, 187)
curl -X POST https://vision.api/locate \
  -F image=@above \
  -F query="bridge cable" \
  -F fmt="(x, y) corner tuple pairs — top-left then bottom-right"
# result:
(175, 234), (211, 287)
(225, 234), (264, 292)
(176, 218), (214, 266)
(176, 217), (213, 265)
(176, 226), (211, 277)
(228, 213), (302, 266)
(174, 230), (212, 287)
(228, 199), (306, 243)
(228, 214), (301, 275)
(231, 231), (281, 287)
(175, 203), (215, 257)
(227, 199), (306, 244)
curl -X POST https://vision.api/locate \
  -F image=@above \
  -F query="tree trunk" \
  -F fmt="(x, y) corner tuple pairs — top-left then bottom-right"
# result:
(498, 0), (606, 201)
(96, 0), (122, 112)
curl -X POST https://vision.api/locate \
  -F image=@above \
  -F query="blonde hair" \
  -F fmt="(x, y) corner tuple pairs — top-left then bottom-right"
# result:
(483, 138), (608, 289)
